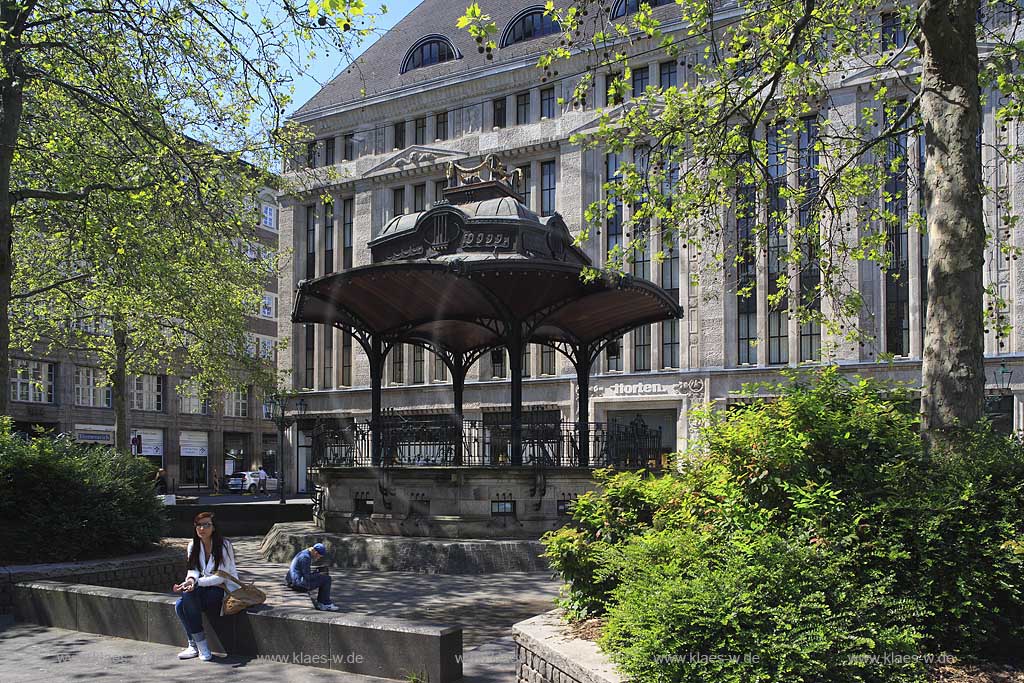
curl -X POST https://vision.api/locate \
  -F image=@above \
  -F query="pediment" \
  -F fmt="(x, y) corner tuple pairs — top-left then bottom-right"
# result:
(366, 146), (467, 176)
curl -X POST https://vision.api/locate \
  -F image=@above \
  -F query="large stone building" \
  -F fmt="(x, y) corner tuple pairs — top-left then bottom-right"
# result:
(8, 188), (282, 490)
(279, 0), (1022, 494)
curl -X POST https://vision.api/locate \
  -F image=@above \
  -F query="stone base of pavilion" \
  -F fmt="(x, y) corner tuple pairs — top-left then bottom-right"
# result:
(314, 466), (600, 540)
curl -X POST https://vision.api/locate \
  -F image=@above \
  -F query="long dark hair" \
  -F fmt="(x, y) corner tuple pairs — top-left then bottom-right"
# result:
(188, 511), (227, 572)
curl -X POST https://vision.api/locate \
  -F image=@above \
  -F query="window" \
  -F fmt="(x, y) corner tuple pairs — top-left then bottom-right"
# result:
(516, 92), (530, 125)
(324, 137), (335, 166)
(401, 36), (458, 73)
(661, 243), (680, 368)
(393, 121), (405, 150)
(435, 178), (448, 202)
(492, 97), (507, 129)
(304, 324), (315, 389)
(521, 345), (531, 378)
(632, 66), (649, 98)
(10, 359), (55, 404)
(392, 187), (405, 218)
(633, 235), (650, 280)
(255, 335), (275, 361)
(178, 381), (208, 415)
(412, 346), (425, 383)
(342, 332), (352, 386)
(885, 109), (910, 357)
(540, 160), (556, 216)
(305, 205), (316, 280)
(736, 174), (758, 365)
(414, 116), (426, 145)
(540, 345), (555, 375)
(343, 133), (355, 161)
(612, 0), (672, 18)
(323, 329), (334, 389)
(490, 348), (507, 379)
(131, 374), (163, 412)
(880, 12), (906, 50)
(798, 117), (821, 362)
(260, 293), (277, 319)
(433, 353), (447, 381)
(342, 197), (354, 270)
(633, 325), (651, 371)
(306, 141), (316, 168)
(324, 201), (335, 274)
(354, 498), (374, 515)
(540, 87), (556, 119)
(435, 111), (448, 141)
(261, 204), (276, 230)
(557, 498), (574, 516)
(501, 9), (559, 46)
(225, 386), (249, 418)
(392, 345), (405, 383)
(606, 71), (623, 106)
(75, 366), (110, 408)
(518, 164), (532, 209)
(606, 152), (623, 253)
(659, 60), (677, 88)
(606, 337), (623, 372)
(767, 125), (789, 365)
(491, 500), (516, 516)
(413, 183), (426, 212)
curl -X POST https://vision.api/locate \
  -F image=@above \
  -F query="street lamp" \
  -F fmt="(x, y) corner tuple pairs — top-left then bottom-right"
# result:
(996, 361), (1014, 393)
(269, 392), (308, 504)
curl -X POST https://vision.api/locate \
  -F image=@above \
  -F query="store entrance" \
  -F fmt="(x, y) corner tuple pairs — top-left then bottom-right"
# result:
(180, 456), (208, 488)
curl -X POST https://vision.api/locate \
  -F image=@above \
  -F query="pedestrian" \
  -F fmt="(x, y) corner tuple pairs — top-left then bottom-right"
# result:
(284, 543), (340, 611)
(173, 512), (240, 661)
(257, 465), (268, 494)
(154, 468), (168, 495)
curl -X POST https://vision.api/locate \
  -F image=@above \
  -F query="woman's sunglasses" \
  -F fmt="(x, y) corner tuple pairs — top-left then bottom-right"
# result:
(195, 522), (213, 529)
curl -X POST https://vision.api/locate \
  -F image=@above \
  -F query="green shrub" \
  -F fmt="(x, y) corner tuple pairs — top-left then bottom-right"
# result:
(0, 419), (165, 563)
(542, 368), (1024, 679)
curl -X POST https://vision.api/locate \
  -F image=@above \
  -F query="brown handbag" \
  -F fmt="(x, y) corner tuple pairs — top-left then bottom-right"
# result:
(215, 570), (267, 615)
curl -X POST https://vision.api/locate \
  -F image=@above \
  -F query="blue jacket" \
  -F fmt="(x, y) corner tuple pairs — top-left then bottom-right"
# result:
(286, 549), (314, 588)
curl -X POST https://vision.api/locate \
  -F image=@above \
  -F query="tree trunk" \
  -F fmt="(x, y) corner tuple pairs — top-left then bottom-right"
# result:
(112, 318), (130, 452)
(0, 14), (25, 418)
(919, 0), (986, 440)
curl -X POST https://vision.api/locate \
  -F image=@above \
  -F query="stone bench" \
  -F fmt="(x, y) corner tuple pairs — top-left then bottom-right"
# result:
(14, 580), (463, 682)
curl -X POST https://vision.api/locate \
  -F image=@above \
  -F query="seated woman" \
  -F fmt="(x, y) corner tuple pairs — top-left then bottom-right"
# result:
(173, 511), (239, 661)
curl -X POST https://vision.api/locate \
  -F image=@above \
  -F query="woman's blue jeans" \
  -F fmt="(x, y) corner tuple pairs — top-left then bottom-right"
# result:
(174, 585), (224, 642)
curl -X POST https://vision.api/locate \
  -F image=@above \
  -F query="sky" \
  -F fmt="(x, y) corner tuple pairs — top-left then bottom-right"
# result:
(285, 0), (421, 116)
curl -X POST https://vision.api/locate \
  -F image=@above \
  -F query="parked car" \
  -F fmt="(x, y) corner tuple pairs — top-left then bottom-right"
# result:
(227, 471), (278, 494)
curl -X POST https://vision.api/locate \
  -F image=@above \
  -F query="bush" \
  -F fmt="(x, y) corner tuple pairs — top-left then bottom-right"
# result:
(542, 368), (1024, 681)
(0, 420), (165, 563)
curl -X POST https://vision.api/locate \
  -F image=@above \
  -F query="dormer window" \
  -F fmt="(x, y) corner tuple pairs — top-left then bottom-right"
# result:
(401, 36), (459, 73)
(611, 0), (672, 19)
(500, 8), (559, 47)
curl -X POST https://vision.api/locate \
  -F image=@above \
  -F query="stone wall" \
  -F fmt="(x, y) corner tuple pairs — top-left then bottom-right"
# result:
(0, 543), (186, 617)
(513, 610), (623, 683)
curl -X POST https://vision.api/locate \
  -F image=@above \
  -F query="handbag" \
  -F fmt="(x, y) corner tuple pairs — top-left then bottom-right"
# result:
(215, 569), (267, 615)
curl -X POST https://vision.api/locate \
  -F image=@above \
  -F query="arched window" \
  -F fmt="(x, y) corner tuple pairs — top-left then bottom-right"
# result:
(611, 0), (672, 19)
(500, 8), (560, 47)
(401, 36), (460, 73)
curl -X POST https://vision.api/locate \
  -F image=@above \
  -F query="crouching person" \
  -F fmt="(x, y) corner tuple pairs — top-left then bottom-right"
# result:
(173, 511), (239, 661)
(285, 542), (340, 611)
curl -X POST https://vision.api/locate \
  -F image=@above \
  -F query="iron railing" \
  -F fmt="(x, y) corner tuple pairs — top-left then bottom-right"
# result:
(310, 415), (662, 470)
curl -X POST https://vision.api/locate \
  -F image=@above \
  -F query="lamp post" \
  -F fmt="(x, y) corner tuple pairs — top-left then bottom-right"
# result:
(270, 393), (307, 504)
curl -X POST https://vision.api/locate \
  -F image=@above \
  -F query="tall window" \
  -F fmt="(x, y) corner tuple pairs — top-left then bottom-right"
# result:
(632, 234), (650, 280)
(880, 12), (906, 49)
(10, 360), (55, 404)
(633, 326), (651, 371)
(342, 198), (354, 269)
(324, 201), (335, 274)
(224, 387), (249, 418)
(414, 117), (426, 145)
(131, 375), (163, 412)
(885, 109), (910, 357)
(541, 160), (556, 216)
(413, 184), (426, 212)
(433, 353), (447, 381)
(305, 205), (316, 279)
(412, 346), (425, 383)
(260, 293), (277, 319)
(304, 324), (315, 389)
(606, 152), (623, 253)
(393, 121), (405, 150)
(540, 345), (555, 375)
(521, 345), (531, 378)
(392, 345), (405, 383)
(392, 187), (405, 218)
(540, 87), (556, 119)
(342, 332), (352, 386)
(490, 348), (507, 378)
(659, 60), (677, 88)
(798, 117), (821, 362)
(306, 141), (316, 168)
(606, 71), (623, 106)
(75, 366), (110, 408)
(435, 111), (448, 141)
(632, 66), (649, 97)
(516, 92), (530, 125)
(736, 174), (758, 365)
(261, 204), (276, 230)
(343, 133), (355, 161)
(606, 337), (623, 372)
(767, 125), (789, 365)
(492, 97), (507, 129)
(435, 178), (448, 202)
(518, 164), (532, 209)
(324, 137), (335, 166)
(178, 381), (208, 415)
(323, 329), (334, 389)
(661, 243), (680, 368)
